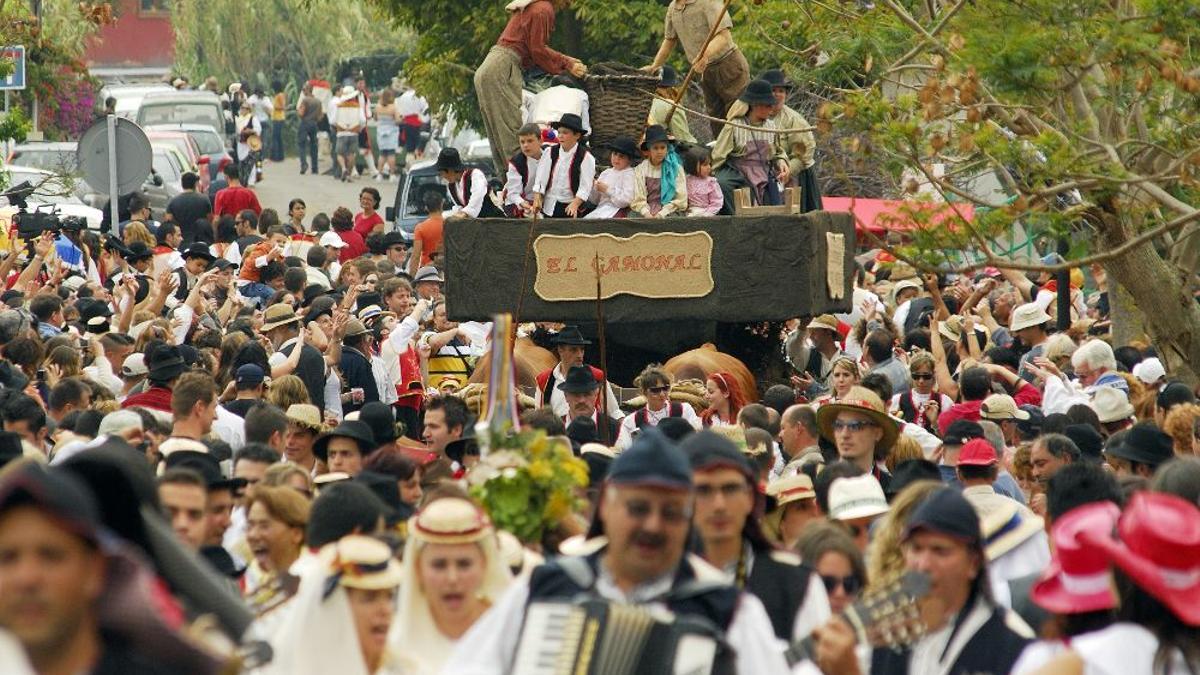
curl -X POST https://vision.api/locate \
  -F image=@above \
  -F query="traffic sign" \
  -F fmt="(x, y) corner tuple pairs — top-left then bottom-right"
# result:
(77, 116), (153, 195)
(0, 46), (25, 91)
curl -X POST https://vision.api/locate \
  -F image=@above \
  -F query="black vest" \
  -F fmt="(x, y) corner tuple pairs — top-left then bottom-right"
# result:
(509, 148), (544, 191)
(634, 402), (684, 429)
(235, 234), (264, 257)
(870, 603), (1030, 675)
(527, 551), (740, 633)
(450, 168), (504, 218)
(546, 144), (589, 195)
(804, 348), (823, 379)
(281, 340), (326, 415)
(744, 549), (813, 640)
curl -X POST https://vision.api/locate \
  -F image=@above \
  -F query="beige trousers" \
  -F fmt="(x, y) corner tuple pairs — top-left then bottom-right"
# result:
(474, 46), (525, 175)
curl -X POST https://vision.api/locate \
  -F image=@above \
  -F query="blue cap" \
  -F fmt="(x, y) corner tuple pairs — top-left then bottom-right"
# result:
(903, 487), (982, 550)
(607, 428), (692, 491)
(235, 364), (265, 386)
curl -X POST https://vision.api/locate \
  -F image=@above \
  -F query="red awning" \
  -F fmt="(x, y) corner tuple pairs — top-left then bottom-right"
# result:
(823, 197), (975, 235)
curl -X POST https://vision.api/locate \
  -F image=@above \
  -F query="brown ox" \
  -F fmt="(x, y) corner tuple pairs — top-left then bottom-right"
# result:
(468, 336), (557, 391)
(663, 343), (758, 403)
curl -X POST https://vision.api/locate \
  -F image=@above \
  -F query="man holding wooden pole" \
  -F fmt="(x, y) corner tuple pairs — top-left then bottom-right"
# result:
(642, 0), (750, 136)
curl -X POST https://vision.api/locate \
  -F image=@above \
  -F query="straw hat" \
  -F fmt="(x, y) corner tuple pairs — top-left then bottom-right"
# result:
(261, 304), (303, 332)
(979, 394), (1031, 421)
(1009, 302), (1052, 332)
(410, 497), (492, 545)
(766, 473), (816, 508)
(978, 498), (1046, 561)
(828, 475), (889, 521)
(808, 314), (840, 333)
(286, 404), (323, 432)
(1092, 387), (1134, 424)
(323, 535), (402, 594)
(816, 386), (900, 452)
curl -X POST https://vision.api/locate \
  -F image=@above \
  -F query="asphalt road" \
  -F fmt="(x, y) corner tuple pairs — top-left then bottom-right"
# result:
(250, 155), (401, 217)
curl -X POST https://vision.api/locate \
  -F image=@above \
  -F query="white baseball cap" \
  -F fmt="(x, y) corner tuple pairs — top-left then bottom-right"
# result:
(1132, 357), (1165, 386)
(319, 232), (348, 248)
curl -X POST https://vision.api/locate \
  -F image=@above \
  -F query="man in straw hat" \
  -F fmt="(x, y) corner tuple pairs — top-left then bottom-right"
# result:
(284, 404), (325, 477)
(262, 303), (326, 415)
(443, 429), (790, 674)
(1008, 301), (1052, 383)
(642, 0), (751, 135)
(812, 487), (1032, 675)
(712, 79), (791, 213)
(474, 0), (587, 175)
(786, 314), (846, 398)
(816, 386), (899, 491)
(683, 430), (831, 642)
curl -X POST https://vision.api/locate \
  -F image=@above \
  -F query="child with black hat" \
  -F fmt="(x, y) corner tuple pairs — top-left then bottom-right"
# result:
(583, 136), (638, 219)
(532, 113), (596, 218)
(711, 78), (791, 213)
(630, 124), (688, 218)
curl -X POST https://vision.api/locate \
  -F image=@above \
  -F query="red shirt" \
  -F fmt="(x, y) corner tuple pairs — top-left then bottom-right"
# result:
(353, 211), (384, 238)
(937, 399), (983, 436)
(213, 186), (262, 217)
(413, 215), (444, 266)
(121, 386), (174, 413)
(336, 229), (368, 263)
(496, 1), (573, 75)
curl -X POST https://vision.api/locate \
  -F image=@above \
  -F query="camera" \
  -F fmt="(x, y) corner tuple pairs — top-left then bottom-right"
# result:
(3, 180), (86, 241)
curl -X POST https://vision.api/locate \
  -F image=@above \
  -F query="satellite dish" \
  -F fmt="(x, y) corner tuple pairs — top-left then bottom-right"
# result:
(77, 117), (153, 195)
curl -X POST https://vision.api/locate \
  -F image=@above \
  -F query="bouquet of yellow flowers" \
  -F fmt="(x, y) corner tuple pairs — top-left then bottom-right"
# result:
(467, 428), (590, 545)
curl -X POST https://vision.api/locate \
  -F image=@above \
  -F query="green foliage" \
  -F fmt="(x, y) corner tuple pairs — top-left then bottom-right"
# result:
(467, 427), (589, 545)
(172, 0), (413, 89)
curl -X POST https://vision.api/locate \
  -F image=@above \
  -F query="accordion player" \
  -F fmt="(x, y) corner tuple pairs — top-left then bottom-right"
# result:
(510, 598), (733, 675)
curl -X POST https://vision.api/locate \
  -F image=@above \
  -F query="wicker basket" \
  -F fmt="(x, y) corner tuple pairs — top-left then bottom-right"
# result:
(582, 63), (659, 165)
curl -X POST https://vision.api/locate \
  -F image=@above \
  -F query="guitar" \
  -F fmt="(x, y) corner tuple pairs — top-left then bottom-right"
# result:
(785, 570), (934, 666)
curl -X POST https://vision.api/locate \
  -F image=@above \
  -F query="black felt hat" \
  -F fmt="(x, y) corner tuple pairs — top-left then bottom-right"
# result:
(163, 451), (247, 491)
(313, 421), (377, 462)
(358, 402), (398, 445)
(434, 148), (466, 172)
(739, 79), (777, 106)
(604, 136), (640, 160)
(444, 423), (478, 466)
(124, 241), (153, 262)
(1105, 422), (1174, 468)
(640, 124), (671, 150)
(550, 325), (590, 346)
(659, 65), (681, 87)
(1064, 424), (1104, 464)
(551, 113), (587, 135)
(182, 242), (216, 262)
(758, 68), (794, 90)
(558, 365), (600, 394)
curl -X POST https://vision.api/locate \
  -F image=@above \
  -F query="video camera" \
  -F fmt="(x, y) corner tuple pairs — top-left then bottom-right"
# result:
(2, 181), (86, 240)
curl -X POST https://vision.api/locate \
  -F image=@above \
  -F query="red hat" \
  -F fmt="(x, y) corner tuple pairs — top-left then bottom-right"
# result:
(1031, 501), (1119, 614)
(1079, 492), (1200, 626)
(957, 438), (998, 466)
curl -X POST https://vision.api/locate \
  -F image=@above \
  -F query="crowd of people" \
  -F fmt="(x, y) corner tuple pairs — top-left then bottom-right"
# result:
(0, 0), (1198, 674)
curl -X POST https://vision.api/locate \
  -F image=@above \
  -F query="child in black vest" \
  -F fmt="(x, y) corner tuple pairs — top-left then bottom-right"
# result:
(503, 123), (545, 218)
(532, 113), (596, 218)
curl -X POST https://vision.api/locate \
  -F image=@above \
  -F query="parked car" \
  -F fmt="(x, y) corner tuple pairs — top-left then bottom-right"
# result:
(145, 122), (232, 182)
(5, 141), (107, 207)
(385, 158), (495, 242)
(2, 165), (105, 230)
(99, 83), (174, 120)
(146, 130), (209, 193)
(142, 145), (187, 213)
(136, 91), (226, 144)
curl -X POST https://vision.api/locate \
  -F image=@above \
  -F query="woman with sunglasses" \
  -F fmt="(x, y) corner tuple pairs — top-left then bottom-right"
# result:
(615, 365), (702, 450)
(797, 520), (866, 616)
(891, 350), (953, 434)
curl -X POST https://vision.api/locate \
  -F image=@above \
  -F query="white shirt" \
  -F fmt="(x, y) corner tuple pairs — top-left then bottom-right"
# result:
(614, 401), (702, 451)
(443, 169), (491, 218)
(538, 362), (622, 421)
(504, 152), (542, 207)
(440, 556), (790, 675)
(1072, 622), (1191, 675)
(371, 352), (399, 406)
(584, 166), (636, 220)
(396, 90), (429, 120)
(532, 143), (596, 215)
(249, 94), (274, 122)
(212, 405), (246, 452)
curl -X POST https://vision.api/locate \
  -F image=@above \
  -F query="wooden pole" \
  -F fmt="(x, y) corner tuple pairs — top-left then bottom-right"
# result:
(662, 0), (737, 129)
(594, 252), (611, 445)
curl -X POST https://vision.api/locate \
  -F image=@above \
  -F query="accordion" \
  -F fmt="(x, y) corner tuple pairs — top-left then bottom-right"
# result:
(510, 599), (724, 675)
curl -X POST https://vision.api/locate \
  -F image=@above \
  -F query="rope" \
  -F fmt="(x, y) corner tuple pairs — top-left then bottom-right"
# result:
(645, 90), (819, 135)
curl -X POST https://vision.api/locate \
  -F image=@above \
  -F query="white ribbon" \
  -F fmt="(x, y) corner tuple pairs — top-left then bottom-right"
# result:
(1057, 570), (1111, 595)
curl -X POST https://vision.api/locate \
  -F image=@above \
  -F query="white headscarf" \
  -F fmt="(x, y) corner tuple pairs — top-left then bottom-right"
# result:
(388, 498), (513, 675)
